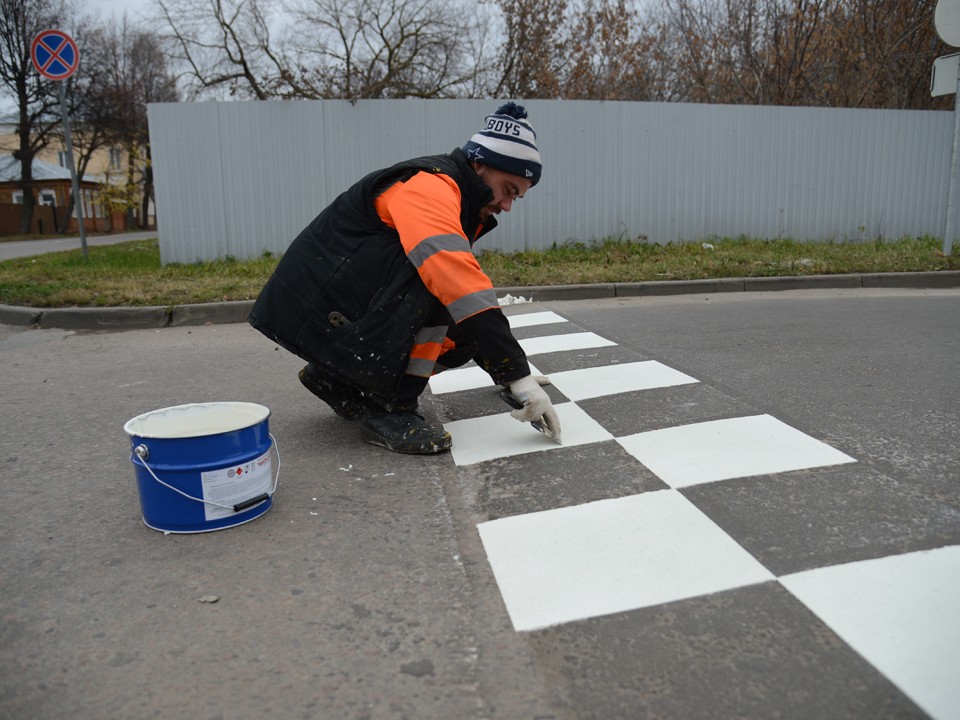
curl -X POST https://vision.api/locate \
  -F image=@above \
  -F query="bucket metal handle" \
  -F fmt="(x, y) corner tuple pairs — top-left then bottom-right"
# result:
(132, 433), (281, 513)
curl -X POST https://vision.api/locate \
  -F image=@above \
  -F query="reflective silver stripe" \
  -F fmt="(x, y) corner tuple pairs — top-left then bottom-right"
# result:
(412, 325), (447, 346)
(404, 325), (448, 377)
(447, 288), (498, 323)
(407, 233), (470, 268)
(405, 357), (437, 378)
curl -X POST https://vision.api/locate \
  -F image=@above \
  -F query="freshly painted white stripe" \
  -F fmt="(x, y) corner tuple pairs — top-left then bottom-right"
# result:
(780, 545), (960, 720)
(616, 414), (856, 488)
(519, 332), (616, 356)
(549, 361), (698, 401)
(506, 311), (568, 329)
(428, 366), (492, 395)
(446, 402), (611, 466)
(428, 362), (542, 395)
(478, 490), (775, 631)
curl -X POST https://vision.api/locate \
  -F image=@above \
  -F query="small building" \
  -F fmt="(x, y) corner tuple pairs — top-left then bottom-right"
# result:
(0, 155), (106, 235)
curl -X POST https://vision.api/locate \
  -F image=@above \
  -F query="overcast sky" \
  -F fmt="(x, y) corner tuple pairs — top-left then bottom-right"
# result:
(85, 0), (153, 23)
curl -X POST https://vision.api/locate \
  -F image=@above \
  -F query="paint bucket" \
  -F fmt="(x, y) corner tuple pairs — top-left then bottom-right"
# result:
(123, 402), (280, 534)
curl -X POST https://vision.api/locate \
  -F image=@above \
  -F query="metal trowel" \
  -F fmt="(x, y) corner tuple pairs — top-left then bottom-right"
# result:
(499, 389), (562, 444)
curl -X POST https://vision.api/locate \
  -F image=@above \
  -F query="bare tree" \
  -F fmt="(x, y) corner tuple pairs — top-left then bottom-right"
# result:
(563, 0), (663, 100)
(0, 0), (67, 233)
(821, 0), (949, 109)
(81, 21), (178, 227)
(157, 0), (278, 99)
(661, 0), (948, 108)
(157, 0), (485, 100)
(665, 0), (731, 103)
(489, 0), (567, 98)
(664, 0), (828, 105)
(152, 0), (948, 107)
(285, 0), (481, 98)
(640, 8), (694, 102)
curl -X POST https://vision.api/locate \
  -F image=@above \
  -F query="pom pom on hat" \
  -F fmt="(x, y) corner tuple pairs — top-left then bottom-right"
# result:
(462, 102), (542, 186)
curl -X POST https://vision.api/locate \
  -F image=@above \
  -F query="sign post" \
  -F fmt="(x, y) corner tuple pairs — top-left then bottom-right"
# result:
(30, 29), (86, 258)
(943, 65), (960, 256)
(934, 0), (960, 255)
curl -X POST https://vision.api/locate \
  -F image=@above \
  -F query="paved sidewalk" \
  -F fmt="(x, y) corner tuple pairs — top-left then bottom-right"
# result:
(0, 231), (157, 262)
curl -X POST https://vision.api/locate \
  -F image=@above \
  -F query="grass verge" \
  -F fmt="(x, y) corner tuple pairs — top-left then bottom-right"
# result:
(0, 236), (956, 308)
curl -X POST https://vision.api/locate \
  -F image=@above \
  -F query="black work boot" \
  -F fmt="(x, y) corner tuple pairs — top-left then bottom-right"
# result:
(360, 411), (452, 455)
(298, 364), (365, 420)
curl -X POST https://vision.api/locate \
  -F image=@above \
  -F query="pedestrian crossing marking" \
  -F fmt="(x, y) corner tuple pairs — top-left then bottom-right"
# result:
(446, 403), (611, 466)
(519, 331), (616, 356)
(781, 545), (960, 720)
(506, 310), (568, 329)
(548, 361), (698, 401)
(478, 490), (775, 632)
(428, 362), (543, 395)
(434, 303), (953, 719)
(616, 414), (857, 488)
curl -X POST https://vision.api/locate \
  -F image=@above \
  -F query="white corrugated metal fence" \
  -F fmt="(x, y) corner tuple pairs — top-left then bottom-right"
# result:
(148, 99), (953, 264)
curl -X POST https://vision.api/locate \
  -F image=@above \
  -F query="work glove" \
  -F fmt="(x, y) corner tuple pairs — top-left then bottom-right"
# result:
(508, 375), (562, 443)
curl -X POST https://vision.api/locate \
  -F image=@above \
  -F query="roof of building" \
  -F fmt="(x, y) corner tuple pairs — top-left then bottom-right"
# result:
(0, 154), (96, 183)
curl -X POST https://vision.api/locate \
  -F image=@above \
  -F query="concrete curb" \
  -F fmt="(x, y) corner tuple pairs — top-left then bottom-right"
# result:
(0, 304), (41, 326)
(497, 270), (960, 302)
(3, 271), (958, 330)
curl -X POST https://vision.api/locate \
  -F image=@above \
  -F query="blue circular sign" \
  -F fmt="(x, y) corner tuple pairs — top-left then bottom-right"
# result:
(31, 29), (80, 81)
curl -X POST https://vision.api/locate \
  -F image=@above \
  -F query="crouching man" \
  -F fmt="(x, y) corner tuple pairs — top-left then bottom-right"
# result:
(249, 102), (560, 454)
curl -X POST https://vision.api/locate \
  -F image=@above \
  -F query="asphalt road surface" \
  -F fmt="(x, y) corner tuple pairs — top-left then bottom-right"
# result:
(1, 286), (957, 719)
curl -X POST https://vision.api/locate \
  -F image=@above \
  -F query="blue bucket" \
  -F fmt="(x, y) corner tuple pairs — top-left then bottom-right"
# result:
(123, 402), (279, 534)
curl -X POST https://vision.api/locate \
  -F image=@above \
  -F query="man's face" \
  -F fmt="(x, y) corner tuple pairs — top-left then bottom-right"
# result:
(474, 164), (534, 221)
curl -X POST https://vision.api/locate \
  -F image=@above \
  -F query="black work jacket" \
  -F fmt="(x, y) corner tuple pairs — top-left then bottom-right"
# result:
(248, 148), (530, 407)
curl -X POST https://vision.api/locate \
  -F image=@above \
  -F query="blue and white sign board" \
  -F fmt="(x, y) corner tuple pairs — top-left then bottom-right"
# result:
(30, 29), (80, 81)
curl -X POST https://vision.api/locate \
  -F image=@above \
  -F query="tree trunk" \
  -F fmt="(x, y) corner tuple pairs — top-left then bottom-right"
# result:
(18, 185), (35, 234)
(57, 192), (76, 234)
(127, 145), (138, 228)
(17, 137), (35, 234)
(140, 145), (153, 229)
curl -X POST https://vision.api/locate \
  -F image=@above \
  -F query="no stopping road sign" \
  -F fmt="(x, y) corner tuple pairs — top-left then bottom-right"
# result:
(31, 29), (80, 81)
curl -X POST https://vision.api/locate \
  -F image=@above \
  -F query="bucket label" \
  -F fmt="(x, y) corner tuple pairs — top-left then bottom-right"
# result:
(200, 449), (272, 521)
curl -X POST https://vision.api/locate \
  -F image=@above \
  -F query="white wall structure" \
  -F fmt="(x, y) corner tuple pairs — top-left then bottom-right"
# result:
(148, 99), (953, 264)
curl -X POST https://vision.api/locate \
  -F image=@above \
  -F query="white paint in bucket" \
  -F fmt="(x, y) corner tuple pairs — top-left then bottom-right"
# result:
(123, 401), (270, 438)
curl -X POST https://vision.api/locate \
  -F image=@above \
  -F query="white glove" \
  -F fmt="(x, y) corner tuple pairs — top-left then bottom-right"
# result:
(508, 375), (562, 443)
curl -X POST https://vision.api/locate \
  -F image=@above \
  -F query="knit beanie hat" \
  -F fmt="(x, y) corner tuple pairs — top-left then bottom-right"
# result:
(462, 102), (542, 186)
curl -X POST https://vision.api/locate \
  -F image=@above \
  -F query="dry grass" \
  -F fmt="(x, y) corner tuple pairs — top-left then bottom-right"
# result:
(477, 236), (958, 285)
(0, 240), (276, 307)
(0, 236), (956, 308)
